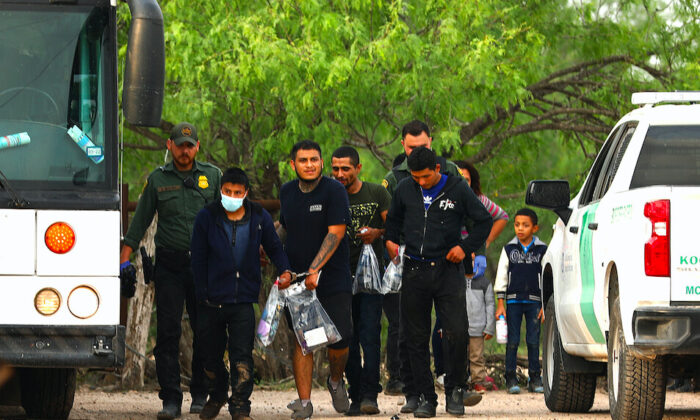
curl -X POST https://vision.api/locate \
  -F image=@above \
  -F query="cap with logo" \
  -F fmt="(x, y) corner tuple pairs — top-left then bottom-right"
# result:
(170, 122), (198, 146)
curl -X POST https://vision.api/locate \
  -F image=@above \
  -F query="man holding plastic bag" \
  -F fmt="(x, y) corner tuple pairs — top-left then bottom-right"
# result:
(190, 168), (291, 420)
(277, 141), (354, 419)
(385, 147), (492, 417)
(331, 146), (391, 416)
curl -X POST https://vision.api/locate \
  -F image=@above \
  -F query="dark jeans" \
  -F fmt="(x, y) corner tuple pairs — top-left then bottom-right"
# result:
(382, 292), (401, 381)
(346, 293), (383, 402)
(198, 302), (255, 415)
(153, 249), (207, 405)
(505, 302), (542, 380)
(400, 258), (468, 403)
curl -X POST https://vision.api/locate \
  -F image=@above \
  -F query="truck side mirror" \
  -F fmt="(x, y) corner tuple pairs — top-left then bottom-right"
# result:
(526, 180), (572, 224)
(122, 0), (165, 127)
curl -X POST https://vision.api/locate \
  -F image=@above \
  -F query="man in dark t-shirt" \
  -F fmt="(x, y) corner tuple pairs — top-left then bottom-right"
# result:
(331, 146), (391, 416)
(277, 140), (353, 419)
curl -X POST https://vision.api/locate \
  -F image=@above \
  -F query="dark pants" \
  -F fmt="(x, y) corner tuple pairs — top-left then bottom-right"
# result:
(400, 258), (468, 403)
(198, 302), (255, 415)
(153, 249), (207, 405)
(505, 302), (542, 380)
(346, 293), (383, 402)
(382, 292), (401, 381)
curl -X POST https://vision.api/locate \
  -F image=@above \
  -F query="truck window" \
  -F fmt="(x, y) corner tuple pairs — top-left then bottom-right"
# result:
(630, 125), (700, 189)
(579, 126), (621, 206)
(593, 122), (637, 200)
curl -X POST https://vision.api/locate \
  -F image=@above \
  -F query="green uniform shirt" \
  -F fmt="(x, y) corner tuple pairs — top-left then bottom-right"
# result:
(124, 160), (222, 251)
(381, 155), (462, 197)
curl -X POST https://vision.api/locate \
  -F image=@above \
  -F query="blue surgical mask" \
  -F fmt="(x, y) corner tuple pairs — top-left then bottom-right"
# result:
(221, 194), (245, 212)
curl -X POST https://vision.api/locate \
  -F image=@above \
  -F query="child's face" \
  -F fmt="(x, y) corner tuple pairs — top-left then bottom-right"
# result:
(514, 215), (538, 242)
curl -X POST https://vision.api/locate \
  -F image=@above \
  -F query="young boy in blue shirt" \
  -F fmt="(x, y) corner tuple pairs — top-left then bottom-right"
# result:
(494, 208), (547, 394)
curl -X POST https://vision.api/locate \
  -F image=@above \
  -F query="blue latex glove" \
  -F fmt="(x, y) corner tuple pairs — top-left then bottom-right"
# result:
(473, 255), (487, 279)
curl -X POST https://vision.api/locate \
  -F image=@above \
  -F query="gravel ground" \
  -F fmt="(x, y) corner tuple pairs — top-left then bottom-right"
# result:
(63, 387), (699, 420)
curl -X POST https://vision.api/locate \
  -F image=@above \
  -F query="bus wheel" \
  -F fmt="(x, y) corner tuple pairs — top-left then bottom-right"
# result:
(20, 368), (76, 420)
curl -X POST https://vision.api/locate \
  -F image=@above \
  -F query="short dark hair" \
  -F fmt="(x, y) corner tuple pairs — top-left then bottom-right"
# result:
(290, 140), (322, 160)
(407, 146), (437, 172)
(515, 208), (538, 225)
(402, 120), (431, 139)
(221, 167), (250, 189)
(331, 146), (360, 166)
(392, 153), (406, 168)
(454, 160), (481, 196)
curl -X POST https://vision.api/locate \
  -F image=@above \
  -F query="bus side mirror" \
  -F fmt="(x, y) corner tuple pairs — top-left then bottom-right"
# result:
(526, 180), (572, 225)
(122, 0), (165, 127)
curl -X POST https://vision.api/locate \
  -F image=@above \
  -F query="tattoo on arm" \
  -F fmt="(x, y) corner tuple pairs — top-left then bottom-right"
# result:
(310, 232), (340, 271)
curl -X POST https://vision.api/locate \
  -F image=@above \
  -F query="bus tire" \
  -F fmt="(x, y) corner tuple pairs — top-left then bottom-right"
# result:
(608, 293), (666, 420)
(543, 299), (596, 412)
(20, 367), (76, 420)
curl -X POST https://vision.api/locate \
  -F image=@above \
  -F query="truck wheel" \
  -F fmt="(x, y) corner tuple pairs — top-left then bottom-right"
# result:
(608, 294), (666, 420)
(20, 368), (76, 420)
(543, 299), (596, 412)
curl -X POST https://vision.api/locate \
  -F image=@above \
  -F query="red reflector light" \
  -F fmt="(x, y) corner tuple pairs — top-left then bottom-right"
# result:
(45, 222), (76, 254)
(644, 200), (669, 277)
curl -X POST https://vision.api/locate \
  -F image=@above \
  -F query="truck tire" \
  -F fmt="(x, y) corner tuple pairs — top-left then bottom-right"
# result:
(20, 368), (76, 420)
(543, 299), (596, 412)
(608, 294), (666, 420)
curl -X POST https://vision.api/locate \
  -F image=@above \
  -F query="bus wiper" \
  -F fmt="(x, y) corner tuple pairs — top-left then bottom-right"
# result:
(0, 168), (30, 208)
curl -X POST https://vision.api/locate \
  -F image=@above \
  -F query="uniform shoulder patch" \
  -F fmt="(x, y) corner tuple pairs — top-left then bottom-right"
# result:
(382, 179), (389, 189)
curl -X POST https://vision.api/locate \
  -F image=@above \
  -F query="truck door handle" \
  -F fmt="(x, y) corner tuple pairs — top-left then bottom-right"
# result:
(588, 223), (598, 230)
(569, 226), (579, 234)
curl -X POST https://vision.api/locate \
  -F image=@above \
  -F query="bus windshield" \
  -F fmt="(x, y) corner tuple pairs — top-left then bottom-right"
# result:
(0, 5), (114, 191)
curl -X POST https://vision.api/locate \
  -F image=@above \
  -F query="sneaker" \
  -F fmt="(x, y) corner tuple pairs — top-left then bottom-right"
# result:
(345, 401), (362, 416)
(506, 377), (521, 394)
(190, 396), (207, 414)
(528, 377), (544, 393)
(400, 395), (420, 413)
(461, 389), (482, 407)
(157, 402), (182, 420)
(413, 396), (437, 418)
(472, 383), (487, 394)
(360, 398), (380, 415)
(385, 378), (405, 396)
(287, 399), (313, 420)
(199, 399), (225, 419)
(445, 388), (464, 415)
(435, 374), (445, 390)
(326, 376), (350, 413)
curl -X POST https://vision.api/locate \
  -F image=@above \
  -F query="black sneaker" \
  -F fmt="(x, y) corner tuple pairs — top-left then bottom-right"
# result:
(400, 395), (420, 413)
(413, 396), (436, 418)
(190, 396), (207, 414)
(157, 402), (182, 420)
(528, 376), (544, 393)
(506, 376), (521, 394)
(461, 388), (483, 407)
(385, 378), (405, 396)
(445, 388), (464, 415)
(360, 398), (380, 415)
(199, 399), (225, 419)
(345, 401), (362, 416)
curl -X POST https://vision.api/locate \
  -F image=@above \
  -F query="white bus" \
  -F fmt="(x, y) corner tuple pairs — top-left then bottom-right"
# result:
(0, 0), (164, 418)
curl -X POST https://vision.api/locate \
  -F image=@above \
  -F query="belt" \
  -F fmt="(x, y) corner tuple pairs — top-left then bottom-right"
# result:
(404, 254), (441, 267)
(156, 247), (191, 259)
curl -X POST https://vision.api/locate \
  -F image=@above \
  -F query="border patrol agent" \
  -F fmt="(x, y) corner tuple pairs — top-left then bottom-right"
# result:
(119, 122), (222, 420)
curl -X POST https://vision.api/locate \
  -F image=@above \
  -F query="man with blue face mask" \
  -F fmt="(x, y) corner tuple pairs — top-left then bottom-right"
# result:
(191, 167), (292, 420)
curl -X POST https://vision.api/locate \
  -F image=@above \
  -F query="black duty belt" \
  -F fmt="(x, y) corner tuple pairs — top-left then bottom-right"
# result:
(156, 247), (191, 259)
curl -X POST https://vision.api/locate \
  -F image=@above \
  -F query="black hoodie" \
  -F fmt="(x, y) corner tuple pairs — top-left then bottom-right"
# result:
(385, 174), (492, 260)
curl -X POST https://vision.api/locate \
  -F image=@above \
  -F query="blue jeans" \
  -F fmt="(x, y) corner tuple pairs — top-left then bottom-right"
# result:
(346, 293), (384, 401)
(505, 302), (541, 380)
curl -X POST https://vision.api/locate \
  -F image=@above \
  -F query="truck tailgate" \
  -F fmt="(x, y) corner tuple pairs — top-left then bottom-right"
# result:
(670, 188), (700, 303)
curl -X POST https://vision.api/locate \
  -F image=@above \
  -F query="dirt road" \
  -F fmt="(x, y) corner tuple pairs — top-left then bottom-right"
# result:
(63, 387), (699, 420)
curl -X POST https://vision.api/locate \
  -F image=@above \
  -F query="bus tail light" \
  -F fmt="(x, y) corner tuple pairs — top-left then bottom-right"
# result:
(45, 222), (75, 254)
(68, 286), (99, 319)
(35, 288), (61, 316)
(644, 200), (670, 277)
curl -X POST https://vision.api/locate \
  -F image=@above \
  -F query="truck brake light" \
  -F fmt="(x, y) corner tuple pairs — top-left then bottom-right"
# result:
(644, 200), (670, 277)
(45, 222), (76, 254)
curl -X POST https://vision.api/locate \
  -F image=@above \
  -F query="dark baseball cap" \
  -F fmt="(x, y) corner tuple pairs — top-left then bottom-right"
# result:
(170, 122), (198, 146)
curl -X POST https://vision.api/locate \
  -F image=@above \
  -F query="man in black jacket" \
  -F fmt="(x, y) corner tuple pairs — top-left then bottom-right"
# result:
(385, 147), (492, 417)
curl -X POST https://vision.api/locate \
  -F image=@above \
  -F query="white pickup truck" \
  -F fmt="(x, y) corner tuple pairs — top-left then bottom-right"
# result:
(526, 92), (700, 420)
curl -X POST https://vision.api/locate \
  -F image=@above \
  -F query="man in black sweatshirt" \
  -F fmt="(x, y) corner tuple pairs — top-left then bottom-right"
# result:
(384, 147), (492, 417)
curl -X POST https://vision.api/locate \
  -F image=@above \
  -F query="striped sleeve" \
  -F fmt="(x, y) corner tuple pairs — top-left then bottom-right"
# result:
(479, 194), (509, 221)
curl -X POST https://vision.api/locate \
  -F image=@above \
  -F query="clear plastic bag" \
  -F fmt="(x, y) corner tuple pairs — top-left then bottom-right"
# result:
(381, 245), (405, 294)
(284, 280), (341, 355)
(353, 244), (383, 294)
(256, 280), (284, 347)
